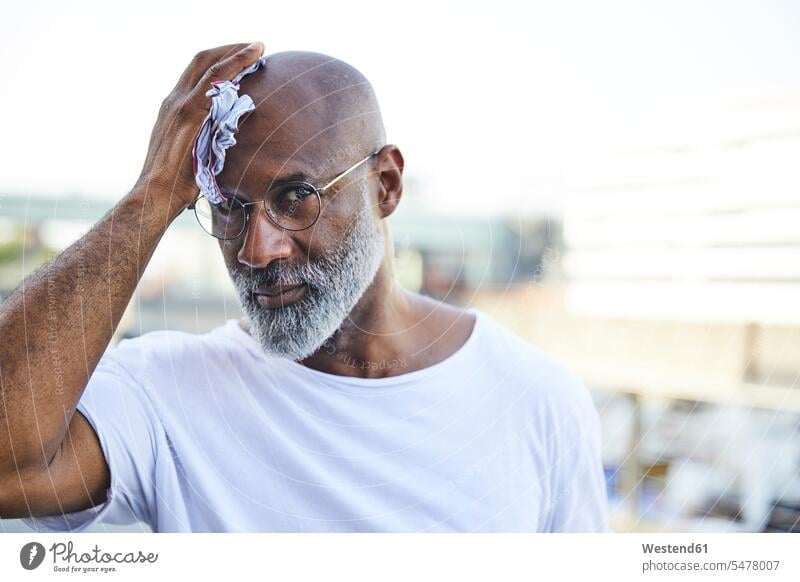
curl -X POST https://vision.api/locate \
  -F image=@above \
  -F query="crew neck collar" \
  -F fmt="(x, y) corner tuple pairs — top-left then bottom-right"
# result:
(221, 307), (483, 387)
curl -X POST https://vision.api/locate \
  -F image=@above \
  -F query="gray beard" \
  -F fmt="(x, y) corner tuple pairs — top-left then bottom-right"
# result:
(228, 199), (384, 361)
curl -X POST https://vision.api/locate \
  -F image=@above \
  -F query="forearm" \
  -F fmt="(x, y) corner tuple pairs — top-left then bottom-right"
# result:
(0, 186), (185, 474)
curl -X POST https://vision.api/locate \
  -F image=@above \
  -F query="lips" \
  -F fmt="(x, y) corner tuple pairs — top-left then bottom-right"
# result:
(255, 283), (305, 297)
(253, 283), (307, 309)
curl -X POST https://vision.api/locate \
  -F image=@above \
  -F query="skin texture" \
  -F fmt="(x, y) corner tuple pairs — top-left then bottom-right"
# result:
(0, 45), (475, 521)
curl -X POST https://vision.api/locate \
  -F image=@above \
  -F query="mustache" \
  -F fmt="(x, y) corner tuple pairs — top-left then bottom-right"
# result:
(233, 262), (313, 291)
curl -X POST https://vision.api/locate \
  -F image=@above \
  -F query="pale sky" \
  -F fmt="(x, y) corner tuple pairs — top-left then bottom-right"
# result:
(2, 0), (798, 216)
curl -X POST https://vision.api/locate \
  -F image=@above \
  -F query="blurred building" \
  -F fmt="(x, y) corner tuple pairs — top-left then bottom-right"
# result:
(472, 97), (800, 532)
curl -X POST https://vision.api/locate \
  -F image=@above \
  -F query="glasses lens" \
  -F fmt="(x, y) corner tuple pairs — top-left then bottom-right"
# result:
(267, 182), (321, 231)
(194, 195), (246, 239)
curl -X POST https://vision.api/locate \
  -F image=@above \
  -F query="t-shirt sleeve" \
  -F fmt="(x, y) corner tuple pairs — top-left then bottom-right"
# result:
(22, 340), (163, 532)
(544, 374), (611, 532)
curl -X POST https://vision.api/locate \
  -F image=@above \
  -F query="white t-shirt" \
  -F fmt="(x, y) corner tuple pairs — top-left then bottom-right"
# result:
(24, 307), (609, 532)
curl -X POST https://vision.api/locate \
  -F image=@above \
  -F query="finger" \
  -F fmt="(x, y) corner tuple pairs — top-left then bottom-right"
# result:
(192, 41), (265, 96)
(174, 43), (254, 93)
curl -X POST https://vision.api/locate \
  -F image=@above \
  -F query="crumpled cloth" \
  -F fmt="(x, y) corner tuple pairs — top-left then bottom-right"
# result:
(192, 56), (267, 204)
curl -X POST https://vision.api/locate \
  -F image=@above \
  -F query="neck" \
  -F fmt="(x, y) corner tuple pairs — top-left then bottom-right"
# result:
(298, 260), (418, 378)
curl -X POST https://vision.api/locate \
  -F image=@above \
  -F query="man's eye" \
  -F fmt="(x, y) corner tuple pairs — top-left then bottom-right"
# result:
(284, 186), (314, 202)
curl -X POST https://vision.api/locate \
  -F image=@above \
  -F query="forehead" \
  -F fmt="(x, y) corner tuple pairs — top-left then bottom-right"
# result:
(213, 64), (363, 197)
(216, 113), (336, 196)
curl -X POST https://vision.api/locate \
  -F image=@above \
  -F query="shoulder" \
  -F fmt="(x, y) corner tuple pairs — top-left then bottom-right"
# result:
(474, 310), (585, 390)
(473, 309), (597, 424)
(102, 320), (251, 378)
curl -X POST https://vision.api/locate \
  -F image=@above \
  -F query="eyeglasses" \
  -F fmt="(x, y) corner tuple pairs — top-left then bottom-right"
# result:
(189, 150), (378, 239)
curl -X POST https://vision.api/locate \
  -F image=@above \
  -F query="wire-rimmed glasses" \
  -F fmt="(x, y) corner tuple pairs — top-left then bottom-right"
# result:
(189, 150), (378, 239)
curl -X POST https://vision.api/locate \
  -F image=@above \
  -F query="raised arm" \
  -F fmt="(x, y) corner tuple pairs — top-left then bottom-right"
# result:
(0, 42), (264, 518)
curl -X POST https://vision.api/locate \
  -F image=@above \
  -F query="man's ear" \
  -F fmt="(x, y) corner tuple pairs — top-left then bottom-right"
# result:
(374, 144), (404, 218)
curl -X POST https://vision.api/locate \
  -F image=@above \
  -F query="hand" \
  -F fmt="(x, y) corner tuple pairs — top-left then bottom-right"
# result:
(134, 42), (265, 212)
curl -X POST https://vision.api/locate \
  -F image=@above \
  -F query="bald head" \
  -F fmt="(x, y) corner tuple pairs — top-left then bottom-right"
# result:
(219, 51), (385, 189)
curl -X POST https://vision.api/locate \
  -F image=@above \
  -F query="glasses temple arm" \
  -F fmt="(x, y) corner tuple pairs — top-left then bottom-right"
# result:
(319, 152), (378, 191)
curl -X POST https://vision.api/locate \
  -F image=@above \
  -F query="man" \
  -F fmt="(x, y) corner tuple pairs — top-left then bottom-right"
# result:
(0, 43), (609, 532)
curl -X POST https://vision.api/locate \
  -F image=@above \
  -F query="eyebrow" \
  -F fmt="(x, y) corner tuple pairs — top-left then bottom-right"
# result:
(272, 171), (312, 185)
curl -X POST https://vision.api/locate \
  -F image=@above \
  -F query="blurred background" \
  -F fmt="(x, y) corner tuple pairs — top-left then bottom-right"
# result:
(2, 0), (799, 532)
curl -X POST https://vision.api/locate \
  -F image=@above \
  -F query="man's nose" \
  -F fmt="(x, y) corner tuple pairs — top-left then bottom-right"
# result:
(236, 205), (293, 269)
